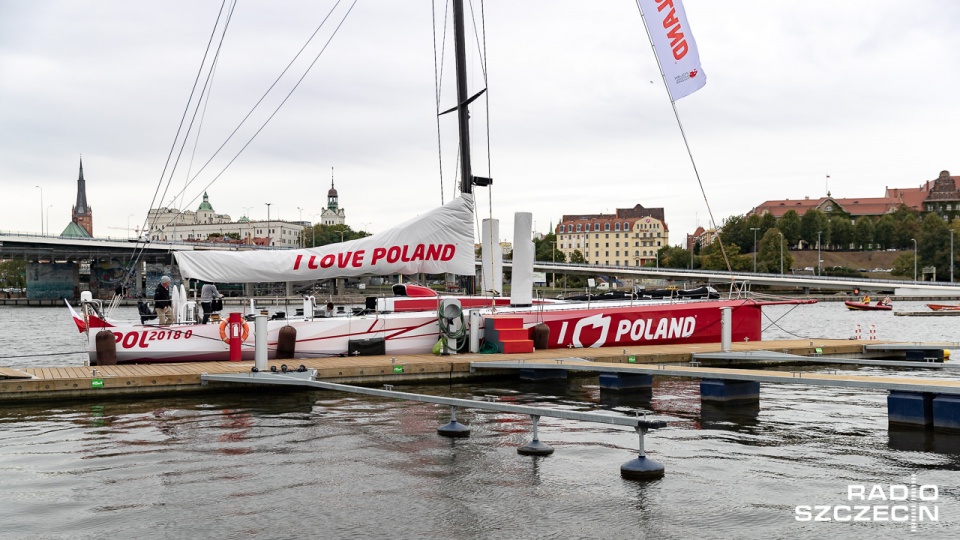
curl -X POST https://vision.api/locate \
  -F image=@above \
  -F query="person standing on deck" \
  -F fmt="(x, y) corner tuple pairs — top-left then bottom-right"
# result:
(200, 283), (223, 324)
(155, 276), (173, 325)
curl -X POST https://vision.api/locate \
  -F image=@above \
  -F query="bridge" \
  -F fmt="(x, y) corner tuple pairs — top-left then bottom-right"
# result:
(3, 231), (958, 298)
(524, 261), (960, 296)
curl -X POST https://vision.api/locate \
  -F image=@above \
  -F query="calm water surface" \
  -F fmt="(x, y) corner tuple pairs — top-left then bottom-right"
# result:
(0, 302), (958, 539)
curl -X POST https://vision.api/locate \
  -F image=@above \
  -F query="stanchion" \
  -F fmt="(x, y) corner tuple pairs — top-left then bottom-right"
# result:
(254, 314), (268, 371)
(870, 324), (877, 340)
(854, 323), (861, 341)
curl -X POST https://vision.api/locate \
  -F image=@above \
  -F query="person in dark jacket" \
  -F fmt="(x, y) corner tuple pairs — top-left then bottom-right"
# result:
(155, 276), (173, 325)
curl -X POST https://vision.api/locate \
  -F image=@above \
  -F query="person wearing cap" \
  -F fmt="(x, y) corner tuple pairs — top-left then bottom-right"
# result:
(155, 276), (173, 325)
(200, 282), (223, 324)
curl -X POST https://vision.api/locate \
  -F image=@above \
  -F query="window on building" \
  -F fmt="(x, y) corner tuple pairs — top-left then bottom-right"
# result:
(576, 224), (582, 232)
(615, 223), (621, 231)
(604, 223), (610, 231)
(624, 222), (630, 231)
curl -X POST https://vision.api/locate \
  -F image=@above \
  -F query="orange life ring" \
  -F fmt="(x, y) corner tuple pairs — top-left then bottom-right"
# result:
(219, 320), (250, 343)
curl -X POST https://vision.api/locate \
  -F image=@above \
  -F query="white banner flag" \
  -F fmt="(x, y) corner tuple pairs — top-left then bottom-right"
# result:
(175, 194), (475, 283)
(639, 0), (706, 101)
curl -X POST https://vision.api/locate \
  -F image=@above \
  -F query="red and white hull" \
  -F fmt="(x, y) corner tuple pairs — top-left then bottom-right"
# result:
(71, 296), (773, 364)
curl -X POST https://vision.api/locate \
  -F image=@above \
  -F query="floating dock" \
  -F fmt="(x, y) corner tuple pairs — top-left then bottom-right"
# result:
(0, 338), (871, 402)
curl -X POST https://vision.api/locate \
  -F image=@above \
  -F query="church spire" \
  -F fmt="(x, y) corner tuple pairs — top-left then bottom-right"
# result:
(75, 157), (89, 212)
(327, 167), (339, 211)
(72, 156), (93, 236)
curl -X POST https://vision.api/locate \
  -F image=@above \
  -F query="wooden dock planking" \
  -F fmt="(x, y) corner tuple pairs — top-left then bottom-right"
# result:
(0, 338), (922, 403)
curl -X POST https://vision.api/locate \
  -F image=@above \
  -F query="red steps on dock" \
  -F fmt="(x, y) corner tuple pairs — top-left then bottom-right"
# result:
(483, 316), (534, 354)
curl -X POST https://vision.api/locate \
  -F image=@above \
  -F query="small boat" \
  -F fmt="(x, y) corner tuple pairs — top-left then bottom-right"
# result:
(845, 300), (892, 311)
(927, 304), (960, 311)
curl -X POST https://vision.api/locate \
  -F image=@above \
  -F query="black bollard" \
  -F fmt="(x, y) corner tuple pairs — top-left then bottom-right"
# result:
(95, 330), (117, 366)
(276, 325), (297, 359)
(532, 323), (550, 350)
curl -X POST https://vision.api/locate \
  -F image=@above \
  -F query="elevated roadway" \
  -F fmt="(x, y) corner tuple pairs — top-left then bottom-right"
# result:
(522, 261), (960, 297)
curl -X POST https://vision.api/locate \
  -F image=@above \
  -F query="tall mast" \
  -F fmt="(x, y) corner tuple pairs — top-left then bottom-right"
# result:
(453, 0), (473, 195)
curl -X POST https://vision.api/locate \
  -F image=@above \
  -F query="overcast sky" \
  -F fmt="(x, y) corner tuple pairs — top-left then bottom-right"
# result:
(2, 1), (958, 246)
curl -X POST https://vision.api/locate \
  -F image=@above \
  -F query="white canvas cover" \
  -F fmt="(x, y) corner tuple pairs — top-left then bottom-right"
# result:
(638, 0), (706, 101)
(176, 194), (475, 283)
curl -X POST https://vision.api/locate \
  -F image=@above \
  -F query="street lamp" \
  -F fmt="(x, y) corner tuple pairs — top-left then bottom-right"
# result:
(750, 227), (760, 273)
(550, 240), (556, 288)
(817, 231), (822, 276)
(35, 185), (43, 235)
(779, 231), (784, 275)
(242, 206), (253, 245)
(297, 207), (304, 247)
(265, 203), (272, 246)
(311, 213), (321, 247)
(912, 238), (918, 282)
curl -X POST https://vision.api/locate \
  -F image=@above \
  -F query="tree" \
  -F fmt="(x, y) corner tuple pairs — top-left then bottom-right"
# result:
(778, 210), (801, 247)
(305, 224), (369, 248)
(918, 213), (949, 280)
(800, 209), (829, 248)
(874, 214), (896, 249)
(829, 215), (854, 249)
(718, 215), (749, 252)
(660, 245), (692, 269)
(569, 250), (586, 264)
(700, 243), (751, 271)
(0, 259), (27, 291)
(891, 205), (920, 249)
(853, 217), (875, 250)
(891, 252), (916, 279)
(757, 228), (792, 273)
(533, 232), (566, 263)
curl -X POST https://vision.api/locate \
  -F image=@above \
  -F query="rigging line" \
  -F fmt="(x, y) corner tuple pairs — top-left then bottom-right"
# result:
(185, 1), (358, 199)
(122, 0), (231, 277)
(161, 1), (237, 266)
(467, 0), (487, 81)
(431, 0), (446, 205)
(161, 0), (238, 252)
(477, 0), (494, 235)
(143, 0), (229, 237)
(476, 0), (495, 307)
(633, 1), (734, 279)
(182, 28), (223, 220)
(162, 0), (346, 218)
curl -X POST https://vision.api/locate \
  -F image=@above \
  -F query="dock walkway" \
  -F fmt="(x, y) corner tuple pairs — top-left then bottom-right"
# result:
(0, 338), (954, 403)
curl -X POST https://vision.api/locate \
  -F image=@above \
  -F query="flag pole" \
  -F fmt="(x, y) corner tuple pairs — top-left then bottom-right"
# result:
(635, 0), (734, 277)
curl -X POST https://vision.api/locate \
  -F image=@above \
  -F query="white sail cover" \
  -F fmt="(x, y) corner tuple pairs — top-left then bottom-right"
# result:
(176, 194), (475, 283)
(639, 0), (706, 101)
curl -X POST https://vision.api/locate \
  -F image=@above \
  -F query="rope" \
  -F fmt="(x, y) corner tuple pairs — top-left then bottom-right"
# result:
(437, 303), (467, 340)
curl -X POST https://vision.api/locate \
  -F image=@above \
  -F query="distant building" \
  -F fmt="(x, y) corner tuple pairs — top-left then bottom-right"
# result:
(71, 158), (93, 236)
(145, 192), (302, 247)
(686, 226), (716, 251)
(556, 204), (669, 267)
(319, 170), (346, 226)
(747, 170), (960, 223)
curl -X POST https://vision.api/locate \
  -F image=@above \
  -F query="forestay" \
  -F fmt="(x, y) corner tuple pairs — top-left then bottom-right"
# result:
(176, 194), (475, 283)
